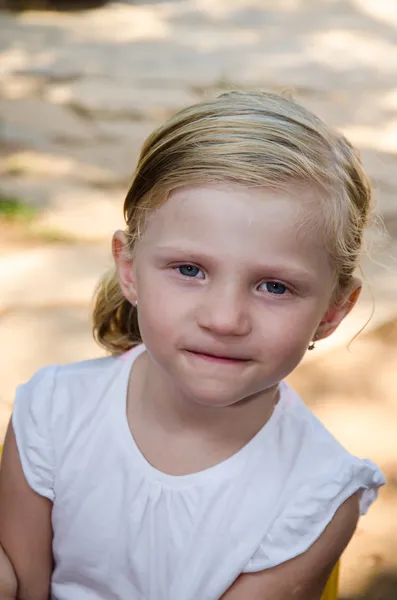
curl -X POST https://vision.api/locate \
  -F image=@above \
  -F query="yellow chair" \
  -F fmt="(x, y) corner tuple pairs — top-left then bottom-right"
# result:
(321, 561), (340, 600)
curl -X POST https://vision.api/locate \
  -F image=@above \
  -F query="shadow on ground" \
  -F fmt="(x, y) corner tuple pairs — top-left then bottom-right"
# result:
(0, 0), (107, 10)
(340, 569), (397, 600)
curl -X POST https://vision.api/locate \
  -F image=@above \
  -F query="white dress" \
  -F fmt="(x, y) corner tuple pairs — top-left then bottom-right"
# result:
(13, 344), (385, 600)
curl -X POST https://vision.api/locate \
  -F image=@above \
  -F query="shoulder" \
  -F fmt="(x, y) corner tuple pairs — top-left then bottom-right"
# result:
(55, 354), (125, 399)
(12, 353), (131, 445)
(274, 381), (374, 477)
(277, 381), (345, 452)
(55, 353), (124, 388)
(16, 354), (121, 390)
(241, 382), (386, 573)
(11, 352), (132, 499)
(274, 381), (386, 510)
(17, 353), (125, 408)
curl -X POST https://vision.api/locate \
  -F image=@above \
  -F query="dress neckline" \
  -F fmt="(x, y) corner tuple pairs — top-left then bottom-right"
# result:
(111, 344), (287, 488)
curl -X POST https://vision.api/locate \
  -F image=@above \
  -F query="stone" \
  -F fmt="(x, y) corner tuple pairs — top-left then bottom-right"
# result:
(34, 185), (126, 240)
(43, 139), (142, 183)
(46, 79), (198, 120)
(13, 66), (81, 84)
(0, 97), (96, 148)
(4, 0), (107, 12)
(0, 151), (123, 187)
(0, 74), (44, 99)
(95, 120), (159, 147)
(0, 243), (112, 311)
(0, 177), (127, 231)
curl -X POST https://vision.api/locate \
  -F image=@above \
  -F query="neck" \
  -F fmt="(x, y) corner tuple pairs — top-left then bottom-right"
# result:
(134, 351), (279, 447)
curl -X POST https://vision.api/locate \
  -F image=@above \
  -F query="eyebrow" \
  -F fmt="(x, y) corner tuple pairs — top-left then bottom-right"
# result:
(154, 245), (317, 284)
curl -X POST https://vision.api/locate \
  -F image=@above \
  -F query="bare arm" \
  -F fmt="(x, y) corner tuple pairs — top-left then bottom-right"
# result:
(0, 422), (53, 600)
(221, 491), (360, 600)
(0, 542), (17, 600)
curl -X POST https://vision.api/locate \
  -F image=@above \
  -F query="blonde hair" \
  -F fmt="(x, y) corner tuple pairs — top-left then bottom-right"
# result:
(93, 90), (372, 355)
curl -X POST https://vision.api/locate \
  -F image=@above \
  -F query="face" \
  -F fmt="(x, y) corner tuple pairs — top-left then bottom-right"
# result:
(114, 183), (358, 407)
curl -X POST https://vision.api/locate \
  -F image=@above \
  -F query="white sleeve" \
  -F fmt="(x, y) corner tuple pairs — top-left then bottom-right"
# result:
(243, 456), (386, 573)
(12, 366), (58, 501)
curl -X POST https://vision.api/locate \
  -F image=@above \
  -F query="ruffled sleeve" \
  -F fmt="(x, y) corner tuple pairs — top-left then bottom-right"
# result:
(243, 456), (386, 573)
(12, 366), (58, 501)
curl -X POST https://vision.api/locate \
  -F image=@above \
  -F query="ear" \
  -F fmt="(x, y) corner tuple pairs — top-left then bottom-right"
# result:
(315, 278), (362, 342)
(112, 230), (137, 305)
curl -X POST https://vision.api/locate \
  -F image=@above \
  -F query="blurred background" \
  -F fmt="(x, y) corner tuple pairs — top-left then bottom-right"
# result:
(1, 0), (397, 597)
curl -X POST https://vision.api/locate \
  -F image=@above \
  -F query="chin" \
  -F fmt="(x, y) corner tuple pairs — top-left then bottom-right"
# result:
(181, 380), (245, 408)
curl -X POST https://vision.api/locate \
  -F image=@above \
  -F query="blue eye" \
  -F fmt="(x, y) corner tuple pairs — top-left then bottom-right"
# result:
(176, 265), (203, 278)
(260, 281), (287, 295)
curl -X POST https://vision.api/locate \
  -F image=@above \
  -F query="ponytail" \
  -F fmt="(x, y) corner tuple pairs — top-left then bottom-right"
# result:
(92, 268), (141, 355)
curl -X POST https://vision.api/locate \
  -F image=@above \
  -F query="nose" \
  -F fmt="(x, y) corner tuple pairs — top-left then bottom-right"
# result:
(197, 284), (252, 337)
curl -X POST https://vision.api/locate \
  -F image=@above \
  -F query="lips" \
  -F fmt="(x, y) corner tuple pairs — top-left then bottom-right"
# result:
(184, 349), (250, 363)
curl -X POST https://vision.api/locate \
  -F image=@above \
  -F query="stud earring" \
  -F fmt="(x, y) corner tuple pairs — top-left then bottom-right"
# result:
(308, 334), (318, 351)
(133, 299), (138, 308)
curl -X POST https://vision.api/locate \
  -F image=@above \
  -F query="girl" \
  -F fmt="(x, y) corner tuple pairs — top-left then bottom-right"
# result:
(0, 91), (386, 600)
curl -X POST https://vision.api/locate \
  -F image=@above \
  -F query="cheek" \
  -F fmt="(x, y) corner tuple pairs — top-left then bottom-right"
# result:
(255, 314), (314, 383)
(256, 301), (321, 349)
(136, 276), (187, 341)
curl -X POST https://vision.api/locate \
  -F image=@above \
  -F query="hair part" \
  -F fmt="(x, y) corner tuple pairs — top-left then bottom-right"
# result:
(92, 90), (373, 355)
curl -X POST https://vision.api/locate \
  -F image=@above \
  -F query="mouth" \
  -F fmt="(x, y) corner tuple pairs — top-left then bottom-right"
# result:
(183, 349), (251, 364)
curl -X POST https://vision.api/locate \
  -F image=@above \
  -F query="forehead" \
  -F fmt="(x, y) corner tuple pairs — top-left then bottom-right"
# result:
(139, 183), (332, 274)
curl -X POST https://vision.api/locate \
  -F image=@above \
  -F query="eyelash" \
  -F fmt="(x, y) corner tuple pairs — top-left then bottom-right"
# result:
(172, 264), (292, 296)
